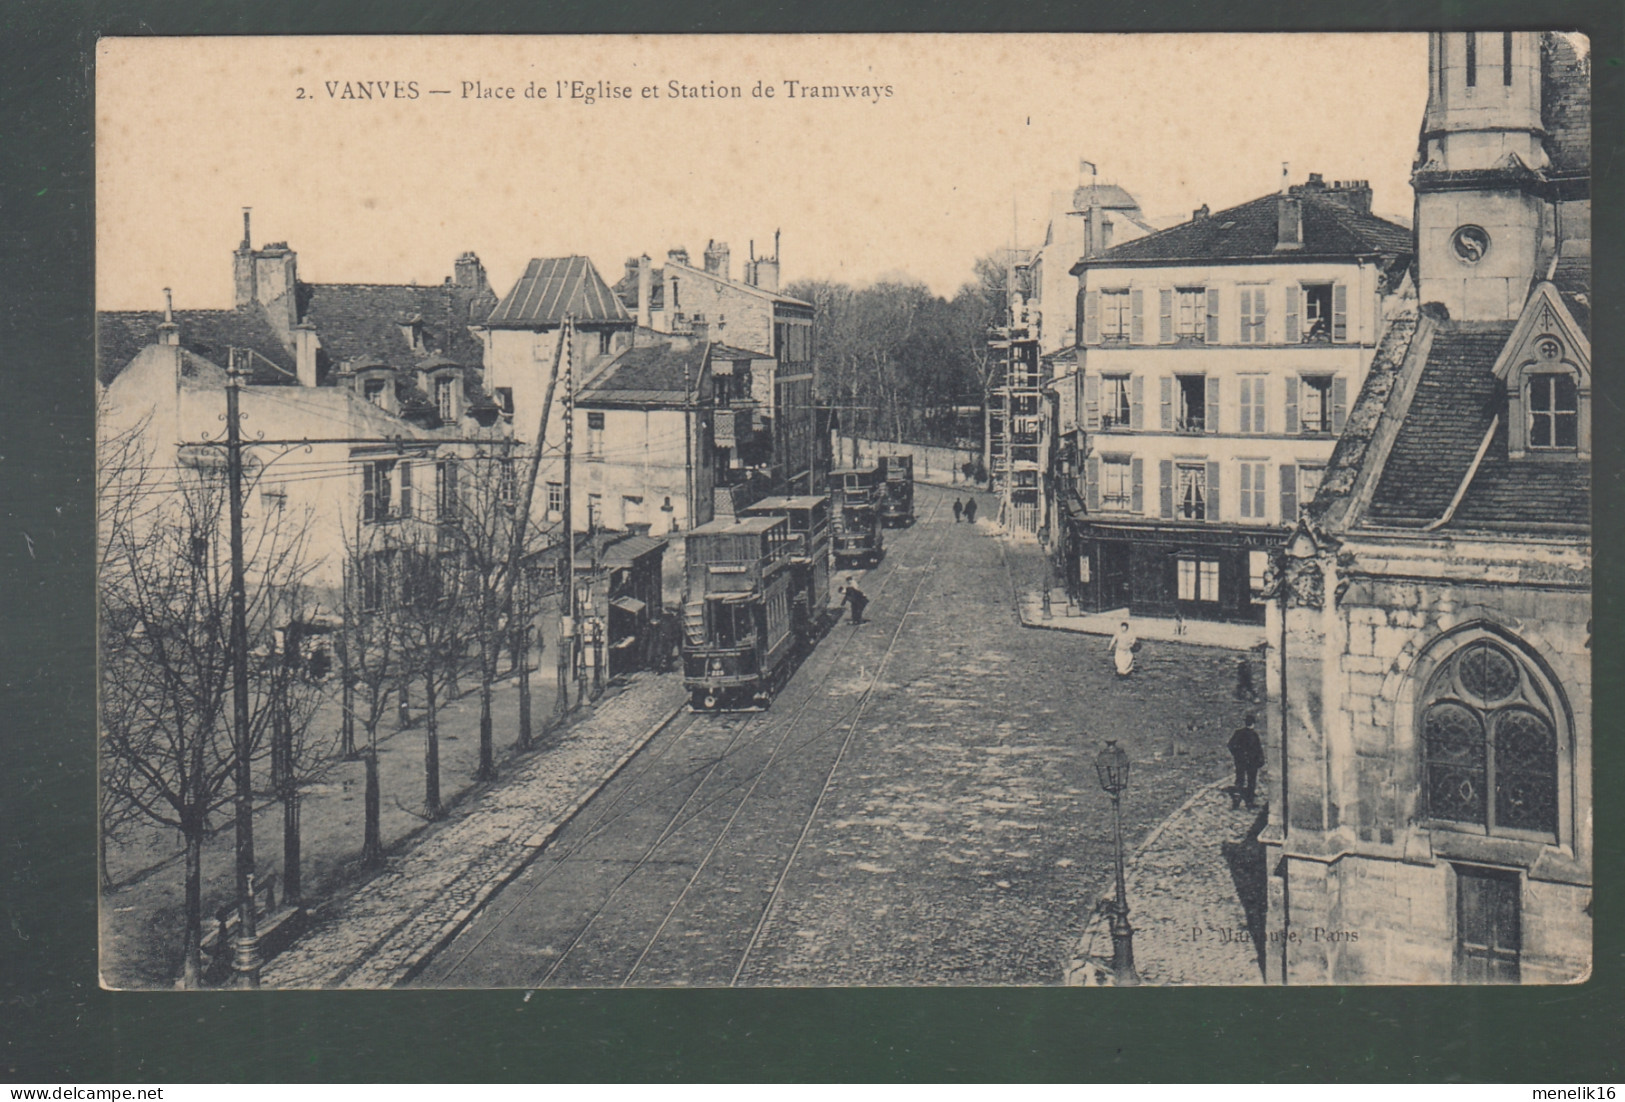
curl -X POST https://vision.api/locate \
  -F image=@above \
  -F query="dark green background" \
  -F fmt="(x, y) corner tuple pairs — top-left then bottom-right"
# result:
(4, 0), (1620, 1082)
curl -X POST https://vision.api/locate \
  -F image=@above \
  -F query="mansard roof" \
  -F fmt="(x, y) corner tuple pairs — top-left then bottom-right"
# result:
(299, 281), (489, 373)
(1081, 191), (1413, 268)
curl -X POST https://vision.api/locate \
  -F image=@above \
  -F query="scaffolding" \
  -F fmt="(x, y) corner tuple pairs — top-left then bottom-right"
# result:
(985, 293), (1046, 538)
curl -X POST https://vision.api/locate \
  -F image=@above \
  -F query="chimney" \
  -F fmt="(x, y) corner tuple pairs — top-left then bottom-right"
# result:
(253, 243), (300, 337)
(667, 246), (690, 267)
(233, 207), (256, 310)
(1275, 196), (1303, 251)
(294, 322), (319, 387)
(636, 254), (652, 328)
(703, 239), (731, 280)
(691, 319), (711, 344)
(1319, 179), (1374, 215)
(157, 287), (180, 346)
(454, 251), (487, 291)
(1192, 203), (1211, 222)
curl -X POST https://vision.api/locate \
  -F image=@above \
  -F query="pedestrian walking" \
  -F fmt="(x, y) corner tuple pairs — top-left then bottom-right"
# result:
(842, 580), (870, 624)
(1107, 620), (1139, 677)
(1228, 714), (1264, 809)
(963, 497), (977, 524)
(952, 498), (963, 523)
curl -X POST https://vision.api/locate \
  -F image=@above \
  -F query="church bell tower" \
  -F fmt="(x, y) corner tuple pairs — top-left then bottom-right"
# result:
(1412, 31), (1552, 321)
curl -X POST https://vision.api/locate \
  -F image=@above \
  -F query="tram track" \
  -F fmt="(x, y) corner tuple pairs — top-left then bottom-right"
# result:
(419, 489), (951, 987)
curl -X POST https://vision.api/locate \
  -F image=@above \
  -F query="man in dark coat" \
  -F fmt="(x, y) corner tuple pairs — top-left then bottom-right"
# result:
(842, 581), (870, 624)
(1228, 714), (1265, 809)
(963, 497), (977, 524)
(952, 498), (963, 523)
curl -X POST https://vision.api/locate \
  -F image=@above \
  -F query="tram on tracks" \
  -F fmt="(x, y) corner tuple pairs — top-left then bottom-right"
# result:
(741, 494), (834, 642)
(829, 465), (885, 568)
(681, 515), (808, 712)
(878, 454), (915, 527)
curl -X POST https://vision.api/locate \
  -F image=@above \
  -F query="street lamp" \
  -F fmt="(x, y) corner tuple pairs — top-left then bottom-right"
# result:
(1094, 739), (1141, 986)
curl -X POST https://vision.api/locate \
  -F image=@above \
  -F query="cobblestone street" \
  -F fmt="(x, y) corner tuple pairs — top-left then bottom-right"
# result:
(415, 485), (1267, 987)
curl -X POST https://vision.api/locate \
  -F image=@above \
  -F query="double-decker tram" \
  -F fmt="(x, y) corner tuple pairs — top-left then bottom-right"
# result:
(828, 465), (885, 568)
(878, 454), (915, 527)
(681, 516), (800, 711)
(741, 494), (833, 643)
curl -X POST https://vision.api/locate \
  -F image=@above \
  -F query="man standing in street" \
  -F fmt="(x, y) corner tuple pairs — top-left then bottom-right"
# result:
(1227, 714), (1264, 809)
(963, 497), (977, 524)
(952, 498), (963, 523)
(842, 580), (870, 624)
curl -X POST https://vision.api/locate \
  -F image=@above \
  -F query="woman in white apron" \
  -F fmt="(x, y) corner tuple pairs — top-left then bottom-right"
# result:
(1109, 621), (1138, 677)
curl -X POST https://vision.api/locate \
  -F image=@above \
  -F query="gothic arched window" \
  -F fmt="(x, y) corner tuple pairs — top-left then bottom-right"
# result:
(1420, 636), (1560, 840)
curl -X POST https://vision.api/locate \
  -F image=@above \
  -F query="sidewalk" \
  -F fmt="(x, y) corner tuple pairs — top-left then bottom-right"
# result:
(1064, 776), (1270, 986)
(261, 672), (686, 988)
(1018, 591), (1266, 652)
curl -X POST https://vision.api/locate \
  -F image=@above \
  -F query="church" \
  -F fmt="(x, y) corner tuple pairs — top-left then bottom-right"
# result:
(1261, 31), (1591, 983)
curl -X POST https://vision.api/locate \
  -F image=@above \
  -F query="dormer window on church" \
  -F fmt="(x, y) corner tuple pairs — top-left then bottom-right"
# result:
(1528, 372), (1579, 449)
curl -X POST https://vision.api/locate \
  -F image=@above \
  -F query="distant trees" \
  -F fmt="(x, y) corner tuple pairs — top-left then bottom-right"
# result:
(789, 251), (1014, 450)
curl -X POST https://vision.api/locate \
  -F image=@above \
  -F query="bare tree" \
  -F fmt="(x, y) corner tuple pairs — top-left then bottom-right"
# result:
(338, 522), (408, 866)
(395, 525), (468, 820)
(98, 437), (314, 986)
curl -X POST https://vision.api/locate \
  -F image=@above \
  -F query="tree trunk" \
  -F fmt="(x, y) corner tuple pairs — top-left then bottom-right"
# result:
(396, 677), (411, 729)
(340, 653), (357, 760)
(282, 787), (301, 906)
(477, 648), (496, 782)
(516, 625), (532, 750)
(362, 746), (383, 866)
(425, 677), (442, 819)
(556, 631), (570, 719)
(178, 827), (203, 989)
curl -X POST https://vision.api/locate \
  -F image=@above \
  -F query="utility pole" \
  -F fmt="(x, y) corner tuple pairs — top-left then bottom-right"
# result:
(557, 319), (576, 716)
(225, 350), (261, 988)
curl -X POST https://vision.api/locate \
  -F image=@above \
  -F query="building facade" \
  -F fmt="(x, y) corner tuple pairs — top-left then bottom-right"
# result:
(1262, 30), (1591, 984)
(1061, 180), (1413, 623)
(613, 238), (819, 495)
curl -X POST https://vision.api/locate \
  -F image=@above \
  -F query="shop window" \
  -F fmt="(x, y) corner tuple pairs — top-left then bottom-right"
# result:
(1177, 558), (1219, 602)
(1248, 550), (1270, 605)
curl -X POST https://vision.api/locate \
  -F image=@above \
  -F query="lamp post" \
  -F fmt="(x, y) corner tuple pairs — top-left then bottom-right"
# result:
(1094, 739), (1140, 986)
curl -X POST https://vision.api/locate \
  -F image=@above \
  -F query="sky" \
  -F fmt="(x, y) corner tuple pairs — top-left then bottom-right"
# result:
(97, 34), (1429, 309)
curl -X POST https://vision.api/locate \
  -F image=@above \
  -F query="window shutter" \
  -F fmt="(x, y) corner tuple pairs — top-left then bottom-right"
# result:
(1238, 288), (1252, 342)
(1239, 463), (1252, 518)
(1285, 375), (1299, 434)
(1254, 287), (1268, 342)
(1205, 377), (1220, 434)
(1206, 287), (1221, 343)
(1130, 289), (1144, 343)
(1083, 289), (1100, 345)
(363, 466), (377, 524)
(1086, 454), (1101, 512)
(1257, 379), (1268, 434)
(1206, 461), (1221, 520)
(1084, 373), (1100, 430)
(1280, 464), (1298, 523)
(1131, 458), (1144, 513)
(1332, 282), (1348, 342)
(1159, 289), (1174, 343)
(1159, 376), (1172, 430)
(399, 461), (413, 519)
(1131, 375), (1144, 430)
(1159, 460), (1174, 518)
(1332, 375), (1349, 432)
(1285, 285), (1300, 343)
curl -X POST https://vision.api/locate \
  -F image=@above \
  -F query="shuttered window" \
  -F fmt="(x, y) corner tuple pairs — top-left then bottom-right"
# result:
(1238, 461), (1268, 520)
(1100, 290), (1130, 340)
(1239, 286), (1268, 344)
(1238, 375), (1268, 433)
